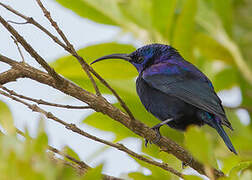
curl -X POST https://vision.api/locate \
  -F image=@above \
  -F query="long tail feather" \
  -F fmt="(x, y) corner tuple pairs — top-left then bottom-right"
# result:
(197, 111), (237, 154)
(213, 122), (237, 154)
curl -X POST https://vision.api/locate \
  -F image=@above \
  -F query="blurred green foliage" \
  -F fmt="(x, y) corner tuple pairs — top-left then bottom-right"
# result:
(1, 0), (252, 179)
(0, 112), (103, 180)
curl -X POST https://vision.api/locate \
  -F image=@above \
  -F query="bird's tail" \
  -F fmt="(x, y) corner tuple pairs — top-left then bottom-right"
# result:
(212, 121), (237, 155)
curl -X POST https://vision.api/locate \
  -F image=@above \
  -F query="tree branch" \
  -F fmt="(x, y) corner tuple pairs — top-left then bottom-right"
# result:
(11, 36), (25, 62)
(0, 89), (183, 178)
(0, 3), (226, 178)
(0, 68), (24, 84)
(0, 2), (134, 120)
(0, 85), (91, 109)
(36, 0), (101, 96)
(0, 2), (68, 50)
(0, 54), (224, 178)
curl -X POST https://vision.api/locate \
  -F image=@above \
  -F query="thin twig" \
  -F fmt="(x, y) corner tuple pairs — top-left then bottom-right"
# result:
(0, 85), (91, 109)
(35, 0), (73, 50)
(35, 0), (101, 96)
(0, 2), (133, 117)
(0, 15), (62, 83)
(74, 56), (101, 96)
(11, 36), (25, 62)
(7, 20), (29, 25)
(88, 66), (136, 121)
(15, 129), (90, 170)
(14, 129), (122, 180)
(0, 90), (183, 178)
(48, 146), (90, 169)
(0, 2), (68, 50)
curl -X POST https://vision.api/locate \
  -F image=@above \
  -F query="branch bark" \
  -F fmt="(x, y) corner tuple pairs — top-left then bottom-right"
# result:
(0, 85), (91, 109)
(0, 87), (183, 178)
(0, 54), (224, 178)
(0, 68), (24, 84)
(0, 1), (135, 121)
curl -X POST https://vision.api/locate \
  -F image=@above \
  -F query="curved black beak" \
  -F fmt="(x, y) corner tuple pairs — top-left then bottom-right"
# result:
(90, 53), (131, 65)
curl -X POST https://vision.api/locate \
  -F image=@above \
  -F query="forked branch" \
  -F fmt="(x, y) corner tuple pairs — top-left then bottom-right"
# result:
(0, 88), (183, 178)
(0, 2), (225, 178)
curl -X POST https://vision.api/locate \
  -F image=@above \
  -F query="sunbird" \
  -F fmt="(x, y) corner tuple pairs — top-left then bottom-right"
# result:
(91, 44), (237, 154)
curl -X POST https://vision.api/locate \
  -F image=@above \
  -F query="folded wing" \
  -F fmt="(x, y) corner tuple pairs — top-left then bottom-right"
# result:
(142, 62), (233, 129)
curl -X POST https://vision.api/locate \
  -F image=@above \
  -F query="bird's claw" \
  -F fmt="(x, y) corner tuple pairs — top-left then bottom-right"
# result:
(182, 162), (188, 169)
(144, 139), (150, 147)
(144, 127), (161, 147)
(182, 157), (193, 169)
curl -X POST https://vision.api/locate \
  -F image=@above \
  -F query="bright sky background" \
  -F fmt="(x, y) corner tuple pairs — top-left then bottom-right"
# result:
(0, 0), (249, 178)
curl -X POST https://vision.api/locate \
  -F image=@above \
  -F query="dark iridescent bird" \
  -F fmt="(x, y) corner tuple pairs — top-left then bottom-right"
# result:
(91, 43), (237, 154)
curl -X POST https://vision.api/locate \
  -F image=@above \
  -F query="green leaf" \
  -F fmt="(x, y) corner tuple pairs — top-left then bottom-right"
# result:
(184, 126), (216, 166)
(55, 0), (118, 25)
(118, 0), (152, 30)
(0, 100), (15, 134)
(229, 161), (252, 178)
(184, 175), (203, 180)
(128, 172), (152, 180)
(131, 157), (173, 179)
(31, 120), (48, 154)
(225, 109), (252, 152)
(212, 67), (238, 92)
(82, 164), (103, 180)
(51, 43), (136, 93)
(212, 0), (233, 36)
(195, 33), (233, 64)
(63, 146), (80, 161)
(221, 155), (241, 174)
(152, 0), (177, 39)
(84, 107), (137, 141)
(34, 131), (48, 154)
(196, 0), (220, 32)
(173, 0), (197, 60)
(240, 74), (252, 108)
(52, 42), (136, 79)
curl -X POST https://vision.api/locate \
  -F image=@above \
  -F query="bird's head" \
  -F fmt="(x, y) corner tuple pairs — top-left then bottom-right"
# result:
(91, 44), (180, 72)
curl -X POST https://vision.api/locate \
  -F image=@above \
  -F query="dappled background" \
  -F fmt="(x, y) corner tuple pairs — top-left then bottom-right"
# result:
(0, 0), (252, 179)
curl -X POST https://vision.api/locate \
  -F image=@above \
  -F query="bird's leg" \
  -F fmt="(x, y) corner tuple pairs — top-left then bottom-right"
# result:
(182, 156), (193, 169)
(145, 118), (173, 147)
(182, 162), (187, 169)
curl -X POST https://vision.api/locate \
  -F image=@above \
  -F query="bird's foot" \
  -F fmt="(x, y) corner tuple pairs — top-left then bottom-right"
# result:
(182, 157), (193, 169)
(145, 127), (161, 147)
(182, 162), (188, 169)
(144, 119), (173, 147)
(144, 139), (149, 147)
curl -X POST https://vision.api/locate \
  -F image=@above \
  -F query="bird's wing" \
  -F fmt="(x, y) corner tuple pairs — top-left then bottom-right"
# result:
(142, 62), (232, 129)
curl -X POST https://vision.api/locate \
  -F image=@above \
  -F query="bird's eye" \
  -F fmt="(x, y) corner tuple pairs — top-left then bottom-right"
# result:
(138, 56), (144, 63)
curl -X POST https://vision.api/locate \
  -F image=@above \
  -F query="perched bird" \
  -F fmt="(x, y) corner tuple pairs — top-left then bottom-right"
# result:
(91, 44), (237, 154)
